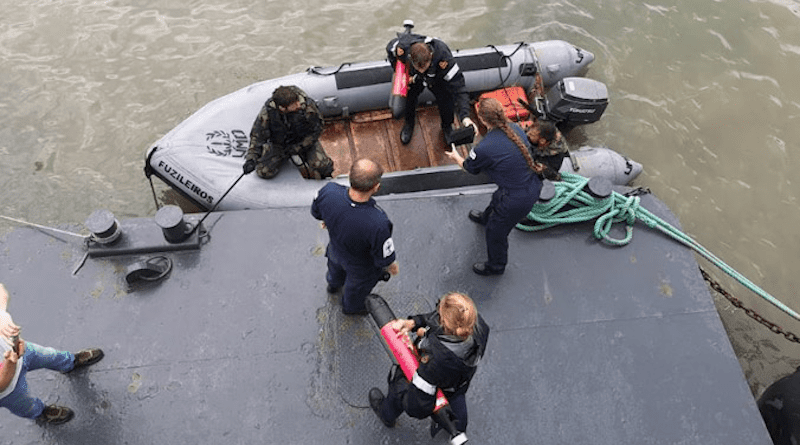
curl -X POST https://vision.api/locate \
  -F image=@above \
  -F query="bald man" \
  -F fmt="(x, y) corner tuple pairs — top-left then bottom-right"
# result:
(311, 159), (399, 314)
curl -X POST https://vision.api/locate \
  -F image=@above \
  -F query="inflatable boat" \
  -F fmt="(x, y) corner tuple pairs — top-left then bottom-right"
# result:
(145, 30), (642, 211)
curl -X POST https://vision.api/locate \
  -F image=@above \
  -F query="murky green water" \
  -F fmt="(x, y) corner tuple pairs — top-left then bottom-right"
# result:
(1, 0), (799, 394)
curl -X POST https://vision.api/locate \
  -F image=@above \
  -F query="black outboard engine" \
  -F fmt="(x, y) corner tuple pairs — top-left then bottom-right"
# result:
(530, 77), (609, 130)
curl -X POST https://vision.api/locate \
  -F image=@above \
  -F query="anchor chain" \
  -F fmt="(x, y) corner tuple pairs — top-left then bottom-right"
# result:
(700, 267), (800, 344)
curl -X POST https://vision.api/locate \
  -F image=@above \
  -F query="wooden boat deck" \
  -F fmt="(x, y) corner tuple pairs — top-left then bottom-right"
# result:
(321, 106), (467, 177)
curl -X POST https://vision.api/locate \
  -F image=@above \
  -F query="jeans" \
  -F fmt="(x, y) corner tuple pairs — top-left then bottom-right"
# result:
(0, 342), (75, 419)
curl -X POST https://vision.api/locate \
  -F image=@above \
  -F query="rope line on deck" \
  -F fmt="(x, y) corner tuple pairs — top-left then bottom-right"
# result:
(517, 172), (800, 322)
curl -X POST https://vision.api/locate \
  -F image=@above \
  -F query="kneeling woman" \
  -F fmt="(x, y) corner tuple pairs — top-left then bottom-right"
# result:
(369, 292), (489, 436)
(446, 97), (543, 275)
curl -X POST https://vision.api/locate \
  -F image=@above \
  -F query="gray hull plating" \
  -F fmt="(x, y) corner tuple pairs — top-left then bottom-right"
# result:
(0, 189), (770, 444)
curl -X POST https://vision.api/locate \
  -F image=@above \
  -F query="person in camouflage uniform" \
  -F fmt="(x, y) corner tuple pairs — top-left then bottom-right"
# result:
(243, 85), (334, 180)
(527, 120), (567, 181)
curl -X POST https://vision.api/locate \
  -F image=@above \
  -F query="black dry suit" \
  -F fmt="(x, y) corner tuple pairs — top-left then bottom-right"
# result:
(401, 309), (490, 419)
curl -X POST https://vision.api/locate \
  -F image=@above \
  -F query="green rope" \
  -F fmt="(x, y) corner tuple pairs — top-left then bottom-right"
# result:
(517, 172), (800, 322)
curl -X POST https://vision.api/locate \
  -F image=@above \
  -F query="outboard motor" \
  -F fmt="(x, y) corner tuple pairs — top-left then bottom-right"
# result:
(530, 77), (609, 129)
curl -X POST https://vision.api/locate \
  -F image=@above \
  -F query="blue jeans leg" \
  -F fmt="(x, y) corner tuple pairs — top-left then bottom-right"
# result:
(0, 342), (75, 419)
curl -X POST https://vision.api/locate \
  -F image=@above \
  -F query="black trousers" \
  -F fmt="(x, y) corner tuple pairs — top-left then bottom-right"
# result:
(380, 374), (469, 433)
(405, 79), (457, 131)
(476, 188), (539, 270)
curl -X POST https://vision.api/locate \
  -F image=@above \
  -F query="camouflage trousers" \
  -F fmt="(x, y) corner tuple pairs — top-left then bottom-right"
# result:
(255, 141), (334, 180)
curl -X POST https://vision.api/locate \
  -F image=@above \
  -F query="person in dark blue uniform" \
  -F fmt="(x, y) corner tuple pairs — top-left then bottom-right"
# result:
(445, 97), (543, 275)
(386, 33), (476, 145)
(369, 292), (489, 436)
(311, 159), (399, 314)
(757, 366), (800, 445)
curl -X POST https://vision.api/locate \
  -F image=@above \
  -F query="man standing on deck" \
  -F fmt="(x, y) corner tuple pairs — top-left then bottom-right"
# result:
(311, 159), (399, 315)
(386, 32), (476, 145)
(243, 85), (334, 180)
(0, 283), (105, 425)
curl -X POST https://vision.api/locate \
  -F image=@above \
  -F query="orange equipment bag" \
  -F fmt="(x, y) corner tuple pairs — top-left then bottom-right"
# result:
(478, 86), (531, 122)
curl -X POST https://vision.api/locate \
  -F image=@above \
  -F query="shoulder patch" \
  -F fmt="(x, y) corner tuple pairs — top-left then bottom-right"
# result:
(383, 237), (395, 258)
(439, 60), (448, 70)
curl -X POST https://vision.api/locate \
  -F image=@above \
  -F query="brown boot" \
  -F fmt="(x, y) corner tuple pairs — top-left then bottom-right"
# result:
(37, 405), (74, 425)
(66, 348), (104, 373)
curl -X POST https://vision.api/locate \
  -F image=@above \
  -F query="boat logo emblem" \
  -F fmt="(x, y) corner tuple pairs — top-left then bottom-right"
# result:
(205, 129), (249, 158)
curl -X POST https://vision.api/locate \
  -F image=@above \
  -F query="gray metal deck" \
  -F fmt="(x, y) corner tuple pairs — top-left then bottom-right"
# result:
(0, 189), (771, 444)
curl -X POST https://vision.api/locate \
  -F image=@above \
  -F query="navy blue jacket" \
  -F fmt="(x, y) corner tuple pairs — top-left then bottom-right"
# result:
(463, 124), (541, 194)
(311, 183), (395, 271)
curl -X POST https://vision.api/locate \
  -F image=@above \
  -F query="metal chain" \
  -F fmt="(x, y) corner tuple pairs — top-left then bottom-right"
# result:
(700, 267), (800, 344)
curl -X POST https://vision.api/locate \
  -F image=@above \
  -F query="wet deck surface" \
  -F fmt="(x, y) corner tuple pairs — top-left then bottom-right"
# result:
(0, 190), (771, 444)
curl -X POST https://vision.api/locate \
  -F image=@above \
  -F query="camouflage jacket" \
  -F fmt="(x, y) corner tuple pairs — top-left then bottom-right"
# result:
(245, 86), (323, 162)
(531, 133), (568, 158)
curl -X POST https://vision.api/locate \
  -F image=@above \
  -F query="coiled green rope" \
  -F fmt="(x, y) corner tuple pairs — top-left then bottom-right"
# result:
(517, 172), (800, 322)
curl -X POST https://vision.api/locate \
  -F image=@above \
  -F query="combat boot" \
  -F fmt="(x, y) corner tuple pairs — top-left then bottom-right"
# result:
(400, 119), (415, 145)
(368, 388), (395, 428)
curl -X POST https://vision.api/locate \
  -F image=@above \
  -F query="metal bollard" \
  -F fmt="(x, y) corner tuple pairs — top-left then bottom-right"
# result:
(155, 205), (192, 243)
(85, 209), (121, 245)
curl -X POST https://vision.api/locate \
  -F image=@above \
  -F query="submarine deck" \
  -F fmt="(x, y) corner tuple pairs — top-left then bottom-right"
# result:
(0, 189), (771, 444)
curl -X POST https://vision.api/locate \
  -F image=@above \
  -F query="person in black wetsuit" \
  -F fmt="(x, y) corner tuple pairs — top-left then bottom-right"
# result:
(445, 96), (543, 275)
(368, 292), (489, 437)
(386, 33), (476, 145)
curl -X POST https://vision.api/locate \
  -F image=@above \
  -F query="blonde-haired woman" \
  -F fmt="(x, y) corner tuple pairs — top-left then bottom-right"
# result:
(369, 292), (490, 436)
(446, 97), (543, 275)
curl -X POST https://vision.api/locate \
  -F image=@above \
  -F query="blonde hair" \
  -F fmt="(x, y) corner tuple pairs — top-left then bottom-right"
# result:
(438, 292), (478, 338)
(477, 97), (538, 172)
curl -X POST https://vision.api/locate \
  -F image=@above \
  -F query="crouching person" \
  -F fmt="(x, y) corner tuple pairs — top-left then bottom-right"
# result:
(368, 292), (489, 437)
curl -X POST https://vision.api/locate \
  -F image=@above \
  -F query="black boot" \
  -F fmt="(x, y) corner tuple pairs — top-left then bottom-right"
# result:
(468, 210), (486, 225)
(400, 119), (415, 145)
(368, 388), (395, 428)
(430, 418), (444, 437)
(473, 262), (505, 276)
